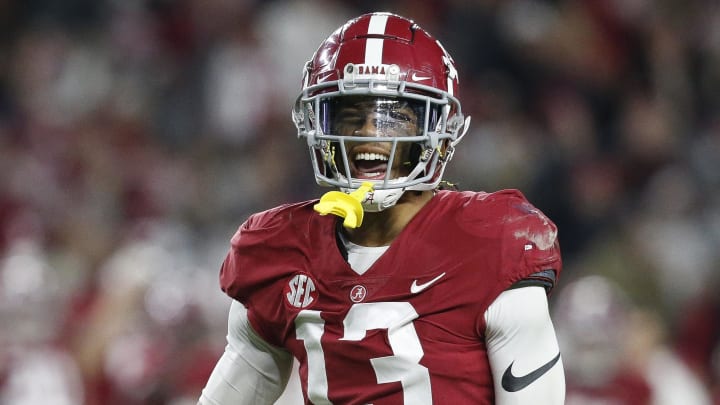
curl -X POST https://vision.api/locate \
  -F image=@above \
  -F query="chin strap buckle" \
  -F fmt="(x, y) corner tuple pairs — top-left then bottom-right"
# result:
(313, 182), (374, 228)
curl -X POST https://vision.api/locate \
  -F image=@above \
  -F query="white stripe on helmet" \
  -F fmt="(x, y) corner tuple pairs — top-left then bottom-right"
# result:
(365, 14), (388, 65)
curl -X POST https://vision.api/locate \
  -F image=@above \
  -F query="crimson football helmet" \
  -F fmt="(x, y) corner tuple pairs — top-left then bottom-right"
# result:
(292, 12), (470, 211)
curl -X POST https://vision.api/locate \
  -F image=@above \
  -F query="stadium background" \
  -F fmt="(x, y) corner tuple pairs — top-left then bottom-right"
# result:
(0, 0), (718, 403)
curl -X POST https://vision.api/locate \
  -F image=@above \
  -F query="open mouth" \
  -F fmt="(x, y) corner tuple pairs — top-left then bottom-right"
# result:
(352, 152), (389, 179)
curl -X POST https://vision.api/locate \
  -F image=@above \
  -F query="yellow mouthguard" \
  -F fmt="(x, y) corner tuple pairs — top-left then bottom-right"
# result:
(313, 182), (375, 229)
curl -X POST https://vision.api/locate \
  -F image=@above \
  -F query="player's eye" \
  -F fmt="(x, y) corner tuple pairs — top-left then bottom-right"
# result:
(388, 111), (414, 124)
(333, 109), (364, 133)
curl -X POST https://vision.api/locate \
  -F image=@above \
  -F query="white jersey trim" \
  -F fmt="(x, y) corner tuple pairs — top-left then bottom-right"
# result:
(338, 231), (389, 275)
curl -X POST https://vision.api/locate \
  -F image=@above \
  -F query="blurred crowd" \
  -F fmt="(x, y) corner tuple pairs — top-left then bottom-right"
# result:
(0, 0), (718, 404)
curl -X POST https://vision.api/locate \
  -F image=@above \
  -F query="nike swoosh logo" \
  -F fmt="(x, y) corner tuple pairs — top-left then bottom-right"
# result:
(410, 272), (446, 294)
(411, 73), (431, 81)
(501, 352), (561, 392)
(316, 73), (333, 83)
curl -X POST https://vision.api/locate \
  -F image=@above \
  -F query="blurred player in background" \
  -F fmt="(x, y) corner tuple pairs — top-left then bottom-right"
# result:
(198, 12), (565, 404)
(555, 275), (712, 405)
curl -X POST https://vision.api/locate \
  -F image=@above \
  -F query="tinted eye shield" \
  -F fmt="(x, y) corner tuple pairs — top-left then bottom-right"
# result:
(292, 80), (467, 191)
(322, 97), (427, 138)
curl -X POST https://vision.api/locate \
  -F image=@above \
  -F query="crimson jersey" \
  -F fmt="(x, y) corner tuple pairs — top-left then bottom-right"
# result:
(220, 189), (562, 404)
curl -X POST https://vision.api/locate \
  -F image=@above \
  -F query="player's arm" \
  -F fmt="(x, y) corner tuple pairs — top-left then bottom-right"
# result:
(198, 300), (294, 405)
(484, 284), (565, 405)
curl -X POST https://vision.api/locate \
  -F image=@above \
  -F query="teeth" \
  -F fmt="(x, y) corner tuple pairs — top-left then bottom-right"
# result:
(354, 152), (389, 161)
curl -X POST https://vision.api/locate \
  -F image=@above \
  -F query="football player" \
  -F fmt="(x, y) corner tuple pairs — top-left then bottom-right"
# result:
(198, 12), (565, 404)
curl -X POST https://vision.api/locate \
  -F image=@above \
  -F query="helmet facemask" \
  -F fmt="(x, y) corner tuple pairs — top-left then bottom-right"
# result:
(294, 80), (466, 212)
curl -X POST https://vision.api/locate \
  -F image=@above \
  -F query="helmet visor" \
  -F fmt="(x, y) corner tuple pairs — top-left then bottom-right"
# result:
(322, 96), (431, 137)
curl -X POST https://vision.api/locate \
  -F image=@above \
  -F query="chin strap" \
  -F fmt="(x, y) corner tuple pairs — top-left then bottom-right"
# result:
(314, 182), (375, 229)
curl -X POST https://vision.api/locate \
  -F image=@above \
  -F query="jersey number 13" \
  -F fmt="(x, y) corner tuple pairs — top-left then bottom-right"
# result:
(295, 302), (432, 404)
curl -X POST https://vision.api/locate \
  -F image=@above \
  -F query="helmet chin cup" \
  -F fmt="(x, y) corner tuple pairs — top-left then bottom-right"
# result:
(341, 185), (406, 213)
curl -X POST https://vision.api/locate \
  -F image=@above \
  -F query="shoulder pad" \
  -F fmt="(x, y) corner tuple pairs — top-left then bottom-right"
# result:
(232, 200), (318, 245)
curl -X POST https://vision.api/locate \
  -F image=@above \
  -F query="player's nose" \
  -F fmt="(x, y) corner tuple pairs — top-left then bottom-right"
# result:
(354, 113), (383, 137)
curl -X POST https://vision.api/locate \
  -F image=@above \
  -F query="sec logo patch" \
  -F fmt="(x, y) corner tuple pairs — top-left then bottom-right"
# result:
(285, 273), (318, 309)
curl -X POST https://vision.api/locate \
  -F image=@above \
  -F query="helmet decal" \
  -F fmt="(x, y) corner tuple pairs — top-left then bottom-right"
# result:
(365, 14), (388, 65)
(343, 63), (401, 83)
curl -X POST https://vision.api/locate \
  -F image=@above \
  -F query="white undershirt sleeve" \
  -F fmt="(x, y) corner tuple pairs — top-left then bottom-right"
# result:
(198, 300), (294, 405)
(485, 286), (565, 405)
